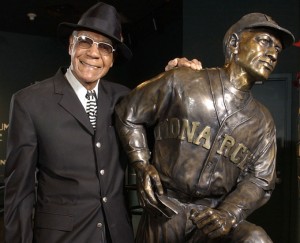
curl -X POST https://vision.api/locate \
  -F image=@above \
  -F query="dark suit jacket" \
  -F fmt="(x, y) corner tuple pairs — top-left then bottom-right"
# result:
(4, 68), (134, 243)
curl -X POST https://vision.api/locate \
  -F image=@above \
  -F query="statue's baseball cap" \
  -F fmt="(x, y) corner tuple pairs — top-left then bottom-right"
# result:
(223, 13), (295, 49)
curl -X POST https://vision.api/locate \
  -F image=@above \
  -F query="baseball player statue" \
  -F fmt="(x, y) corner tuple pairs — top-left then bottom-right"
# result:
(115, 13), (294, 242)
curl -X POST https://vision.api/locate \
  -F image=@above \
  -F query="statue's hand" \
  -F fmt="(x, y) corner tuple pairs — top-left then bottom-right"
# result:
(190, 208), (237, 239)
(165, 57), (202, 71)
(133, 162), (163, 208)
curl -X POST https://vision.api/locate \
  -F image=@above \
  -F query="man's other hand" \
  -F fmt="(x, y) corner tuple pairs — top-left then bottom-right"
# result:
(165, 57), (202, 71)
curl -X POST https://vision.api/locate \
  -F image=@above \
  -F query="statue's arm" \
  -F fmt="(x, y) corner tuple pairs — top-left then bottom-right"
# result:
(190, 131), (276, 239)
(115, 71), (175, 206)
(218, 139), (277, 223)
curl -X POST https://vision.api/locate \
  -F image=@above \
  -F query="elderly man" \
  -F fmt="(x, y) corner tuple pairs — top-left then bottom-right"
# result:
(116, 13), (294, 242)
(3, 2), (200, 243)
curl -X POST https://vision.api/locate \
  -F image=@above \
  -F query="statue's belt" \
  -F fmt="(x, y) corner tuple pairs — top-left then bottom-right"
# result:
(150, 189), (215, 219)
(165, 189), (215, 207)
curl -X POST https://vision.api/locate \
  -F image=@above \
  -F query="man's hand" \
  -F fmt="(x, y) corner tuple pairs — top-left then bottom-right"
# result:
(133, 162), (164, 208)
(165, 57), (202, 71)
(190, 208), (237, 239)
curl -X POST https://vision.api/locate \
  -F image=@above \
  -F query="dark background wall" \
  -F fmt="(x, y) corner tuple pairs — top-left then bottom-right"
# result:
(0, 0), (299, 242)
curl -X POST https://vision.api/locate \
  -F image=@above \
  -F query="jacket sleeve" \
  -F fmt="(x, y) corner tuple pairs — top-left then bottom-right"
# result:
(4, 94), (37, 243)
(218, 134), (277, 224)
(115, 71), (174, 164)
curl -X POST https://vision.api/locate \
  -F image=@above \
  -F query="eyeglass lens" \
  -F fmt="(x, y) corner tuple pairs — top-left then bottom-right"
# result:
(75, 36), (114, 55)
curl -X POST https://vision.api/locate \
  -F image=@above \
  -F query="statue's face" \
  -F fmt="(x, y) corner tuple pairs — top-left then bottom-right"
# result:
(235, 30), (282, 80)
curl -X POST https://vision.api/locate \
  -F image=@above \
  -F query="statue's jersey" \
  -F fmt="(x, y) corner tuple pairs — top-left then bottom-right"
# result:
(116, 67), (276, 219)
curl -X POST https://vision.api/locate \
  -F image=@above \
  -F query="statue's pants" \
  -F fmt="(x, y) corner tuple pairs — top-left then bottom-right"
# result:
(135, 197), (273, 243)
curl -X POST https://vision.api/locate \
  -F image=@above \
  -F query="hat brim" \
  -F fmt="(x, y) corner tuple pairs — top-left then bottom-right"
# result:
(57, 22), (132, 62)
(246, 23), (295, 49)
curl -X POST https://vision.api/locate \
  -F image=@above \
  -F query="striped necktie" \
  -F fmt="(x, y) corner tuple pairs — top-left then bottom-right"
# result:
(85, 90), (97, 129)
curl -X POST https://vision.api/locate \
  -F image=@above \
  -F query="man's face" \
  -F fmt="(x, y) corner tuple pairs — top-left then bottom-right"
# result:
(69, 30), (114, 88)
(235, 29), (282, 80)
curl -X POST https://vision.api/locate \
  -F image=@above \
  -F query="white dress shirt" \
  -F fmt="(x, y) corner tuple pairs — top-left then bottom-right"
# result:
(65, 67), (99, 109)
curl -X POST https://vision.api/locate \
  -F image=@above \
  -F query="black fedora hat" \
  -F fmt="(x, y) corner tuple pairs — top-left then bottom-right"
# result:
(57, 2), (132, 62)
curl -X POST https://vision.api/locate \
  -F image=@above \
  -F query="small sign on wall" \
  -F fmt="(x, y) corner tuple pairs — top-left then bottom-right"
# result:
(0, 121), (8, 184)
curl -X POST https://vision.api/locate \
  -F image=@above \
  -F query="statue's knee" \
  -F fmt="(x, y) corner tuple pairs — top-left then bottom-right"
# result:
(242, 226), (273, 243)
(231, 222), (273, 243)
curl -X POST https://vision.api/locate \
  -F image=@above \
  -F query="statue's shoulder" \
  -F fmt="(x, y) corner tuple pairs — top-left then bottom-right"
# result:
(169, 67), (224, 82)
(166, 66), (205, 79)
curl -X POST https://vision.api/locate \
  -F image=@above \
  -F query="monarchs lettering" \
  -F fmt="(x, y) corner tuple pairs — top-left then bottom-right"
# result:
(154, 118), (252, 168)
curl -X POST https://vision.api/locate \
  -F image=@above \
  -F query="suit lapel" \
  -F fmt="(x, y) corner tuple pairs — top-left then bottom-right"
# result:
(95, 81), (111, 141)
(53, 69), (94, 135)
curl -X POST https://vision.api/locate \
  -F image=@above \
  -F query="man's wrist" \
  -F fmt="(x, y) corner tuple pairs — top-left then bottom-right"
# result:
(127, 150), (150, 164)
(218, 202), (242, 226)
(220, 209), (238, 229)
(131, 160), (148, 171)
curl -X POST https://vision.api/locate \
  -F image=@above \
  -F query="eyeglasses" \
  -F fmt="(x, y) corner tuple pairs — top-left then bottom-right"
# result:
(73, 35), (115, 55)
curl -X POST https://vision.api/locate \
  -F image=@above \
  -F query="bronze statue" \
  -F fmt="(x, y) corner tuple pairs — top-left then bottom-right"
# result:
(116, 13), (295, 242)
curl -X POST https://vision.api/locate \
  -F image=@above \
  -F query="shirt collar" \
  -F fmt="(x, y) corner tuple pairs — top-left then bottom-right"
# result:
(65, 68), (99, 95)
(65, 67), (99, 108)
